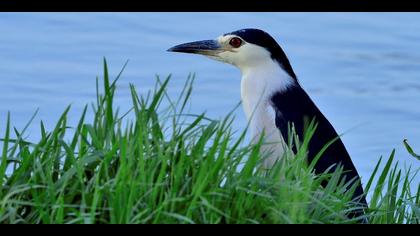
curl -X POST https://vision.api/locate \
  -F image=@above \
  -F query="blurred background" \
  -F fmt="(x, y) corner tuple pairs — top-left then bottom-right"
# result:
(0, 13), (419, 186)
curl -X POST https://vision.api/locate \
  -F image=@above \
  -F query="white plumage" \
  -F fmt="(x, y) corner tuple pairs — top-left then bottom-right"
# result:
(211, 34), (295, 168)
(168, 28), (369, 216)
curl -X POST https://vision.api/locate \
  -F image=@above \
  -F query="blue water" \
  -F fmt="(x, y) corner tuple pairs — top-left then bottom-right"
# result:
(0, 13), (419, 188)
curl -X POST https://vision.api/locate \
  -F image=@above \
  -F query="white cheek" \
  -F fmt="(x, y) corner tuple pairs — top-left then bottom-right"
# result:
(214, 51), (237, 65)
(217, 44), (272, 70)
(238, 45), (269, 65)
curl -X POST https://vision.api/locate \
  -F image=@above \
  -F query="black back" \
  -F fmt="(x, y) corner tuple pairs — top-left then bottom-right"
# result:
(226, 28), (297, 80)
(228, 28), (369, 217)
(225, 28), (368, 219)
(271, 85), (368, 218)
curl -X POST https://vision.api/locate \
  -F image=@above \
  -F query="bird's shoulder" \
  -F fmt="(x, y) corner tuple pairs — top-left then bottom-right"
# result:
(269, 85), (342, 147)
(270, 85), (319, 131)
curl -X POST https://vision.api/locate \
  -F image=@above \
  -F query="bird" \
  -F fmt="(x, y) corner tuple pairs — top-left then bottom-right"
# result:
(168, 28), (368, 219)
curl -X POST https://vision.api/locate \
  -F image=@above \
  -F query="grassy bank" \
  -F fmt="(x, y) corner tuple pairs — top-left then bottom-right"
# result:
(0, 60), (419, 224)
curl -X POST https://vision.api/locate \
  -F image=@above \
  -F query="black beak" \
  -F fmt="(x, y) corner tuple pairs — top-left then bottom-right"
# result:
(167, 40), (222, 56)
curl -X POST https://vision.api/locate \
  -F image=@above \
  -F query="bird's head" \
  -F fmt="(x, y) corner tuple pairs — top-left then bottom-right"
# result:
(168, 28), (297, 80)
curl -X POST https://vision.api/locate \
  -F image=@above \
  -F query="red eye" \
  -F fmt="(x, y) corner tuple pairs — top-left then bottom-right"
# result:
(229, 37), (242, 48)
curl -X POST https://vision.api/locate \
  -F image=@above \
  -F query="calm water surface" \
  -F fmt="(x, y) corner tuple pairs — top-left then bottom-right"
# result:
(0, 13), (419, 187)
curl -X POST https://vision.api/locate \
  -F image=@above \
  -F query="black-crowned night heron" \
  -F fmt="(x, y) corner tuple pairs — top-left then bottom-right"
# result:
(168, 28), (368, 219)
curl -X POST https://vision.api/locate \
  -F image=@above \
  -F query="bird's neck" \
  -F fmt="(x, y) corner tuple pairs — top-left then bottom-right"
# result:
(240, 60), (296, 122)
(239, 60), (293, 168)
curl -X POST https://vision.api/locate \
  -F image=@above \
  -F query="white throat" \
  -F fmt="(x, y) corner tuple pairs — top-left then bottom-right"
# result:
(240, 59), (295, 168)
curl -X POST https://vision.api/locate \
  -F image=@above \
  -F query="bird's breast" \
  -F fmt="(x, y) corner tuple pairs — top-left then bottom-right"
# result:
(240, 73), (285, 155)
(239, 64), (295, 168)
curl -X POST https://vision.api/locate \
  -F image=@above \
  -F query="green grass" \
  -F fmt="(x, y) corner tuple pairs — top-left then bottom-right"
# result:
(0, 59), (418, 224)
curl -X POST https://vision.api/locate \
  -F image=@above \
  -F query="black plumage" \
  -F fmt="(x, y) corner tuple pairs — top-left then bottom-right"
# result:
(226, 28), (297, 80)
(271, 86), (368, 211)
(230, 28), (368, 217)
(170, 28), (369, 220)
